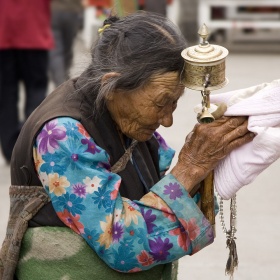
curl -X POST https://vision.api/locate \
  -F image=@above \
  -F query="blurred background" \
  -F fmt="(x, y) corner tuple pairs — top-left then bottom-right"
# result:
(1, 0), (280, 279)
(81, 0), (280, 52)
(178, 0), (280, 51)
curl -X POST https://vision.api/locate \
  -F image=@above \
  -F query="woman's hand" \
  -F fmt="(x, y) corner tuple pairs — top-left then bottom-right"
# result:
(171, 116), (255, 193)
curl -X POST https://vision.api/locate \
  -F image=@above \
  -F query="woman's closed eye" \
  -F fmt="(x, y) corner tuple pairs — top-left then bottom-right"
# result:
(156, 103), (165, 108)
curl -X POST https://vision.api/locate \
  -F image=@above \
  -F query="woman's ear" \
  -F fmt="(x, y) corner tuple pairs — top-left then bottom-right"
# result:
(101, 72), (120, 101)
(101, 72), (120, 86)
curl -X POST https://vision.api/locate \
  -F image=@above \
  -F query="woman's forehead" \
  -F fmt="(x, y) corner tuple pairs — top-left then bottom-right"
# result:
(149, 72), (181, 85)
(141, 72), (185, 101)
(150, 72), (184, 92)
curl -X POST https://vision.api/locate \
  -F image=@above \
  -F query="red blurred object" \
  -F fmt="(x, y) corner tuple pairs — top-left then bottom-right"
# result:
(139, 0), (173, 5)
(88, 0), (112, 7)
(0, 0), (53, 49)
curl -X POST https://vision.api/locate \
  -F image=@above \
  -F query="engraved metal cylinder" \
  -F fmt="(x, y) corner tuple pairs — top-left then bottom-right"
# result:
(181, 24), (229, 91)
(183, 60), (227, 91)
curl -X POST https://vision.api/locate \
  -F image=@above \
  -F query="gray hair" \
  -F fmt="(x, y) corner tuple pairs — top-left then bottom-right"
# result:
(79, 11), (187, 114)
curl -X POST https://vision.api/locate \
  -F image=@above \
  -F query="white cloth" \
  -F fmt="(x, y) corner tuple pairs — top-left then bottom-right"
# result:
(209, 79), (280, 200)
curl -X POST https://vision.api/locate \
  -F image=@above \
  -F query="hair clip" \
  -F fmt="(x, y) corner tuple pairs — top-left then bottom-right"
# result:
(98, 24), (111, 34)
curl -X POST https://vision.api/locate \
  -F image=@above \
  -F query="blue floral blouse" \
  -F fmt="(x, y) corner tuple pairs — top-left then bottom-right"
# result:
(33, 117), (214, 273)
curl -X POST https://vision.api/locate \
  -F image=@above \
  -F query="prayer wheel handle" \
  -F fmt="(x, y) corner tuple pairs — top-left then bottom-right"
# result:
(200, 171), (216, 235)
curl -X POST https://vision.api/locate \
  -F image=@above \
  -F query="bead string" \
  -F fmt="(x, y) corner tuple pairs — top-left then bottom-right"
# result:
(218, 194), (238, 279)
(218, 194), (237, 238)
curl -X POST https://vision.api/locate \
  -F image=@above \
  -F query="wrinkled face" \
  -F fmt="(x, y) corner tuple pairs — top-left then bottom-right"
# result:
(106, 72), (185, 142)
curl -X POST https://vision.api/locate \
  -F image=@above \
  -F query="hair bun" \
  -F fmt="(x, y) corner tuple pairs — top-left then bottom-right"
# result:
(104, 16), (119, 26)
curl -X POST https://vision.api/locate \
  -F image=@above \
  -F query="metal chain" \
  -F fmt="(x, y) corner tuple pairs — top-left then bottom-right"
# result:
(201, 73), (211, 113)
(201, 90), (207, 110)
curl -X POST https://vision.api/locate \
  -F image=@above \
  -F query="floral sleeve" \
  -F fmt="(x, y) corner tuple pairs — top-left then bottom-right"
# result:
(33, 117), (214, 272)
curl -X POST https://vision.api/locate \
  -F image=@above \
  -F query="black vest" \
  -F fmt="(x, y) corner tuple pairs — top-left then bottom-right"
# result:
(10, 77), (161, 226)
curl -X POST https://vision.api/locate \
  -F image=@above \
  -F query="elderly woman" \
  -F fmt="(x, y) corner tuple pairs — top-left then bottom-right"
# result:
(0, 12), (253, 280)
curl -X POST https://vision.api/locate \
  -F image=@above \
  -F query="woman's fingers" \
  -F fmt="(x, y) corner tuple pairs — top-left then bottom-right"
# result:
(214, 116), (247, 131)
(222, 118), (249, 143)
(225, 131), (255, 154)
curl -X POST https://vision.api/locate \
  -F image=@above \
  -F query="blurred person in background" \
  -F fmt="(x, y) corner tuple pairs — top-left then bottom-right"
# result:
(97, 0), (173, 18)
(83, 0), (112, 19)
(0, 0), (53, 164)
(138, 0), (173, 16)
(49, 0), (85, 88)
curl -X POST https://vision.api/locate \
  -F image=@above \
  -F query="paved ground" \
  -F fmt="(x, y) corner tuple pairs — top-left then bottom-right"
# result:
(1, 34), (280, 279)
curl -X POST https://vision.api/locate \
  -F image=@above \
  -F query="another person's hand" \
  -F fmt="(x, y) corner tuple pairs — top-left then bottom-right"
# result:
(171, 116), (255, 194)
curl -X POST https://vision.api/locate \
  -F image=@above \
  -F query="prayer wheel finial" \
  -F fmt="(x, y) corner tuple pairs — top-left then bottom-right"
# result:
(198, 23), (209, 45)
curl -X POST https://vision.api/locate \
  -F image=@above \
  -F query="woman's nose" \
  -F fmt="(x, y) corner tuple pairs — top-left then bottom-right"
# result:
(159, 111), (173, 127)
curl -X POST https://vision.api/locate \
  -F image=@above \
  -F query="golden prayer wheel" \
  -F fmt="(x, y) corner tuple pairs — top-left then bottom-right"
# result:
(181, 24), (229, 235)
(181, 23), (229, 91)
